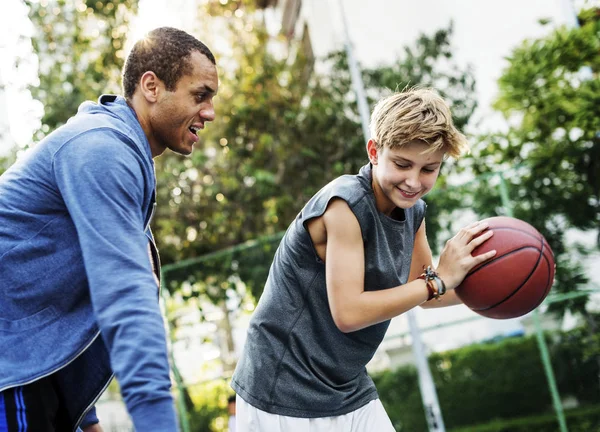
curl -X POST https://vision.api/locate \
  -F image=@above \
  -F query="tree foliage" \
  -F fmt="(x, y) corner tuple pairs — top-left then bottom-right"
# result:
(24, 0), (138, 140)
(465, 7), (600, 318)
(0, 154), (15, 177)
(17, 0), (477, 306)
(155, 1), (477, 305)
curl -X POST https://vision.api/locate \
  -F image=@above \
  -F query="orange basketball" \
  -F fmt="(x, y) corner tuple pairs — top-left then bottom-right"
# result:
(454, 216), (555, 319)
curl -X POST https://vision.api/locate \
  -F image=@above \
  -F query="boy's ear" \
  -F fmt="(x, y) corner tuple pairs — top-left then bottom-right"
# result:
(367, 139), (379, 165)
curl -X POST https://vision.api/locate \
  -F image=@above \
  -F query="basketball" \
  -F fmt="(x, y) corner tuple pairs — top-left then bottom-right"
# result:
(454, 216), (555, 319)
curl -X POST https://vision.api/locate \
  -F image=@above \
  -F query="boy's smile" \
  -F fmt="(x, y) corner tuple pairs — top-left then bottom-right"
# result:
(368, 139), (444, 215)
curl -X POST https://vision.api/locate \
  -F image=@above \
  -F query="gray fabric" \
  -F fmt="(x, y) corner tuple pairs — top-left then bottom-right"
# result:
(232, 164), (426, 418)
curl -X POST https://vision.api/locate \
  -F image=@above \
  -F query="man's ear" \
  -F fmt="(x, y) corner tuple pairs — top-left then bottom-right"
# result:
(138, 71), (162, 103)
(366, 139), (379, 165)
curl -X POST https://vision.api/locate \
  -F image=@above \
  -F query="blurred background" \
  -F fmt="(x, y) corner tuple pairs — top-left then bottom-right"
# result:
(1, 0), (599, 431)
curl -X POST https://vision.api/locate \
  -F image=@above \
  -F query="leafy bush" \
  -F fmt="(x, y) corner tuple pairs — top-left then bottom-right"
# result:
(449, 404), (600, 432)
(373, 328), (600, 431)
(186, 379), (231, 432)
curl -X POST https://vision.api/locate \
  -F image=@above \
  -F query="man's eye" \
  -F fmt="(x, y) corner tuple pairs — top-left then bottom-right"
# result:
(195, 93), (207, 102)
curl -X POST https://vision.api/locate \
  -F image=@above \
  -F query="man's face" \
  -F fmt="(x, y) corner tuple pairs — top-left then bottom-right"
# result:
(149, 51), (218, 156)
(369, 139), (444, 214)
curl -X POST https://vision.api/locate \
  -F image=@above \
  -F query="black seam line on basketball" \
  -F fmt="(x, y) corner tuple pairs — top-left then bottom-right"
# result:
(467, 245), (540, 278)
(538, 240), (554, 304)
(473, 246), (542, 311)
(473, 254), (553, 313)
(484, 226), (542, 243)
(468, 227), (543, 264)
(525, 235), (553, 313)
(472, 232), (545, 312)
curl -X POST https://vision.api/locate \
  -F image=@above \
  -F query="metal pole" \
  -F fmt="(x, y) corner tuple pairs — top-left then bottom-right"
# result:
(497, 173), (568, 432)
(408, 310), (446, 432)
(558, 0), (580, 28)
(336, 2), (445, 427)
(337, 0), (371, 142)
(336, 1), (445, 429)
(533, 310), (569, 432)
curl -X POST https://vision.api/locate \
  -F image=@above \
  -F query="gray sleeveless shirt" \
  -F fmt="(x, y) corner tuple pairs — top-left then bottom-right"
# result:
(231, 164), (426, 418)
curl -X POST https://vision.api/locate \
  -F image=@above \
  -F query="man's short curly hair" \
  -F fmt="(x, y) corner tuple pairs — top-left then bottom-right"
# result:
(122, 27), (216, 99)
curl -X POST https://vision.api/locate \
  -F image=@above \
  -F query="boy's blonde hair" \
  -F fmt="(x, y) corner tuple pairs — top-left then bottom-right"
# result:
(369, 87), (469, 158)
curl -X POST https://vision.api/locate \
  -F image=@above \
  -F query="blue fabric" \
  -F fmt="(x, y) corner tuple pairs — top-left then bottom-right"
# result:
(80, 406), (98, 428)
(0, 391), (7, 432)
(0, 95), (177, 431)
(14, 388), (25, 432)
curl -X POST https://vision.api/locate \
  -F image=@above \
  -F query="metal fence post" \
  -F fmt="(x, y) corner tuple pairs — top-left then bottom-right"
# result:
(497, 172), (568, 432)
(408, 310), (446, 431)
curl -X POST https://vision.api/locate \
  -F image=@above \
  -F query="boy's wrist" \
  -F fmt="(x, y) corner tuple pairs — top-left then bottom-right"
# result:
(418, 266), (447, 301)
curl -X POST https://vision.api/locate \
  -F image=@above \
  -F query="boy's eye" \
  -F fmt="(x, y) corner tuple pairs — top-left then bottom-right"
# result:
(422, 168), (436, 173)
(395, 163), (409, 169)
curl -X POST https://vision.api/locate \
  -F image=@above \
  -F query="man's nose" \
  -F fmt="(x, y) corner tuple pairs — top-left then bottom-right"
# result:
(200, 102), (215, 122)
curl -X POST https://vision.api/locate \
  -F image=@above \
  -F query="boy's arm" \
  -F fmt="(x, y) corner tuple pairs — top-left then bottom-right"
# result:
(323, 199), (493, 332)
(408, 220), (463, 309)
(324, 199), (432, 333)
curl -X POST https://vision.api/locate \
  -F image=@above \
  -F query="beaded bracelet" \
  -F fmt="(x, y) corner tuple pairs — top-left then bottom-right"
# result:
(417, 265), (447, 301)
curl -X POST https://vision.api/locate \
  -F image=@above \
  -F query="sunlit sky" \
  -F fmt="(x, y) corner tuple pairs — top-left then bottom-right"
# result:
(0, 0), (593, 155)
(0, 0), (196, 154)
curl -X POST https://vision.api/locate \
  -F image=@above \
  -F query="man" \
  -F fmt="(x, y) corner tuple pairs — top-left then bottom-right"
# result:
(231, 88), (496, 431)
(0, 27), (218, 432)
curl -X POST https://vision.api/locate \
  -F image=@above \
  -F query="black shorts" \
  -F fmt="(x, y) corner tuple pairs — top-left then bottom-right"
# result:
(0, 375), (71, 432)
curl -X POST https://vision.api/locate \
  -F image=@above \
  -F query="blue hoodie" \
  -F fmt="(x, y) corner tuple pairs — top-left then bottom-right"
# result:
(0, 95), (178, 431)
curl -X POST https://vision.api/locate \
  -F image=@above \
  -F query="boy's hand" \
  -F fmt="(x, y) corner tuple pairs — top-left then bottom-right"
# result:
(436, 220), (496, 290)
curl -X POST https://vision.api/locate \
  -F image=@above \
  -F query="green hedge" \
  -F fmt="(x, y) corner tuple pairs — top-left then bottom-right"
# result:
(372, 328), (600, 431)
(371, 365), (426, 431)
(449, 404), (600, 432)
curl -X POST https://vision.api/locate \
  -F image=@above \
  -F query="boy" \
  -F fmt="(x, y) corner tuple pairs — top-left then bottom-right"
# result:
(231, 88), (496, 431)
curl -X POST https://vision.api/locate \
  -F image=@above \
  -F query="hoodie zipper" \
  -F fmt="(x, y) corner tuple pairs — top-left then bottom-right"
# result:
(72, 368), (114, 432)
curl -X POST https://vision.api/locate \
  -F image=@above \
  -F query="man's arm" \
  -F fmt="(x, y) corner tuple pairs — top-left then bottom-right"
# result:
(80, 406), (102, 432)
(53, 135), (177, 431)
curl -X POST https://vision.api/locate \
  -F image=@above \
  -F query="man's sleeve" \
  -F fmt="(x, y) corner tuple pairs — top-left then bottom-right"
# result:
(80, 406), (99, 428)
(53, 132), (178, 431)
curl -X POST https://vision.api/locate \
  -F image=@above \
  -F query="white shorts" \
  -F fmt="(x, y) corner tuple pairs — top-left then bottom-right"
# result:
(235, 396), (395, 432)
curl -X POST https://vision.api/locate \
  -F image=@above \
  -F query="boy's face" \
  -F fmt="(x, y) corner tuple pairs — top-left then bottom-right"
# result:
(368, 139), (444, 214)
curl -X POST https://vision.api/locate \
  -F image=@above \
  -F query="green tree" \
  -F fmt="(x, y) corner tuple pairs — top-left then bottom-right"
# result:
(154, 2), (477, 304)
(462, 9), (600, 397)
(0, 153), (16, 176)
(24, 0), (138, 140)
(466, 8), (599, 320)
